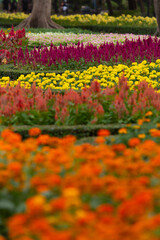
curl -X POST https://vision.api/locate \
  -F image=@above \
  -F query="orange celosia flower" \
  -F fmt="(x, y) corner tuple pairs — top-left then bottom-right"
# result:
(29, 127), (41, 137)
(97, 129), (110, 136)
(128, 138), (141, 147)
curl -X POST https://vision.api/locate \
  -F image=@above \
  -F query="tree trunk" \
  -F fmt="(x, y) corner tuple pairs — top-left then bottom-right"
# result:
(17, 0), (22, 12)
(139, 0), (145, 16)
(147, 0), (151, 16)
(106, 0), (113, 15)
(16, 0), (64, 29)
(101, 0), (106, 10)
(154, 0), (160, 35)
(128, 0), (137, 10)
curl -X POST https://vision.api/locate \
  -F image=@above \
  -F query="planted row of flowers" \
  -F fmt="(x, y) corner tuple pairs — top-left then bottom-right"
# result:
(1, 28), (160, 71)
(27, 32), (154, 46)
(1, 60), (160, 91)
(12, 36), (160, 71)
(0, 76), (160, 126)
(0, 12), (157, 28)
(1, 121), (160, 239)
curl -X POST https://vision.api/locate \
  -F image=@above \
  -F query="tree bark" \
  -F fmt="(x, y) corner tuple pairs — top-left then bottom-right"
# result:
(106, 0), (113, 15)
(154, 0), (160, 35)
(139, 0), (145, 16)
(128, 0), (137, 10)
(101, 0), (106, 10)
(16, 0), (64, 29)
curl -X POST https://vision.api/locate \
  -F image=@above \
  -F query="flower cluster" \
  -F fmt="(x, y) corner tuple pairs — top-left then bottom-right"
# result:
(51, 13), (157, 28)
(0, 27), (28, 64)
(1, 127), (160, 239)
(0, 76), (160, 125)
(0, 12), (157, 28)
(2, 60), (160, 91)
(27, 32), (154, 46)
(13, 37), (160, 70)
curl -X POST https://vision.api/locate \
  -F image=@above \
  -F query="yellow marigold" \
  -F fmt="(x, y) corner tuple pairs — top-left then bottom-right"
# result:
(133, 125), (140, 129)
(138, 134), (146, 139)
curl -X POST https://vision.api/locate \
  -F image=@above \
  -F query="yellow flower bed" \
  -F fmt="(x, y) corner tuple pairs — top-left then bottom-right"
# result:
(1, 60), (160, 90)
(51, 13), (157, 27)
(0, 12), (157, 28)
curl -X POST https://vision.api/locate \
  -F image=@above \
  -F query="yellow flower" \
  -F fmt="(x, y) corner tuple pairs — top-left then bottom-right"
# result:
(138, 134), (146, 139)
(133, 125), (140, 129)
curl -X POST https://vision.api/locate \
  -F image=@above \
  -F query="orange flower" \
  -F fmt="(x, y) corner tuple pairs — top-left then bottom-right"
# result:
(95, 136), (105, 144)
(111, 143), (126, 152)
(118, 128), (127, 134)
(50, 197), (66, 211)
(97, 129), (110, 136)
(8, 162), (22, 176)
(128, 137), (140, 147)
(29, 127), (41, 137)
(150, 129), (160, 137)
(0, 236), (6, 240)
(137, 119), (144, 125)
(26, 195), (46, 215)
(1, 129), (14, 140)
(144, 118), (150, 122)
(145, 111), (152, 116)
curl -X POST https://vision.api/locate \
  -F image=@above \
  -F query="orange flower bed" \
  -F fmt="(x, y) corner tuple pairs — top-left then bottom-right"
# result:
(1, 128), (160, 240)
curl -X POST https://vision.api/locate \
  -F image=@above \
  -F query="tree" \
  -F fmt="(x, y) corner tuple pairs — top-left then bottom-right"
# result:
(17, 0), (63, 29)
(106, 0), (113, 15)
(128, 0), (137, 10)
(139, 0), (145, 16)
(154, 0), (160, 35)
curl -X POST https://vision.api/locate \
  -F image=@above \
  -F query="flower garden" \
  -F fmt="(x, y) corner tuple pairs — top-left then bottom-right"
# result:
(1, 13), (160, 240)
